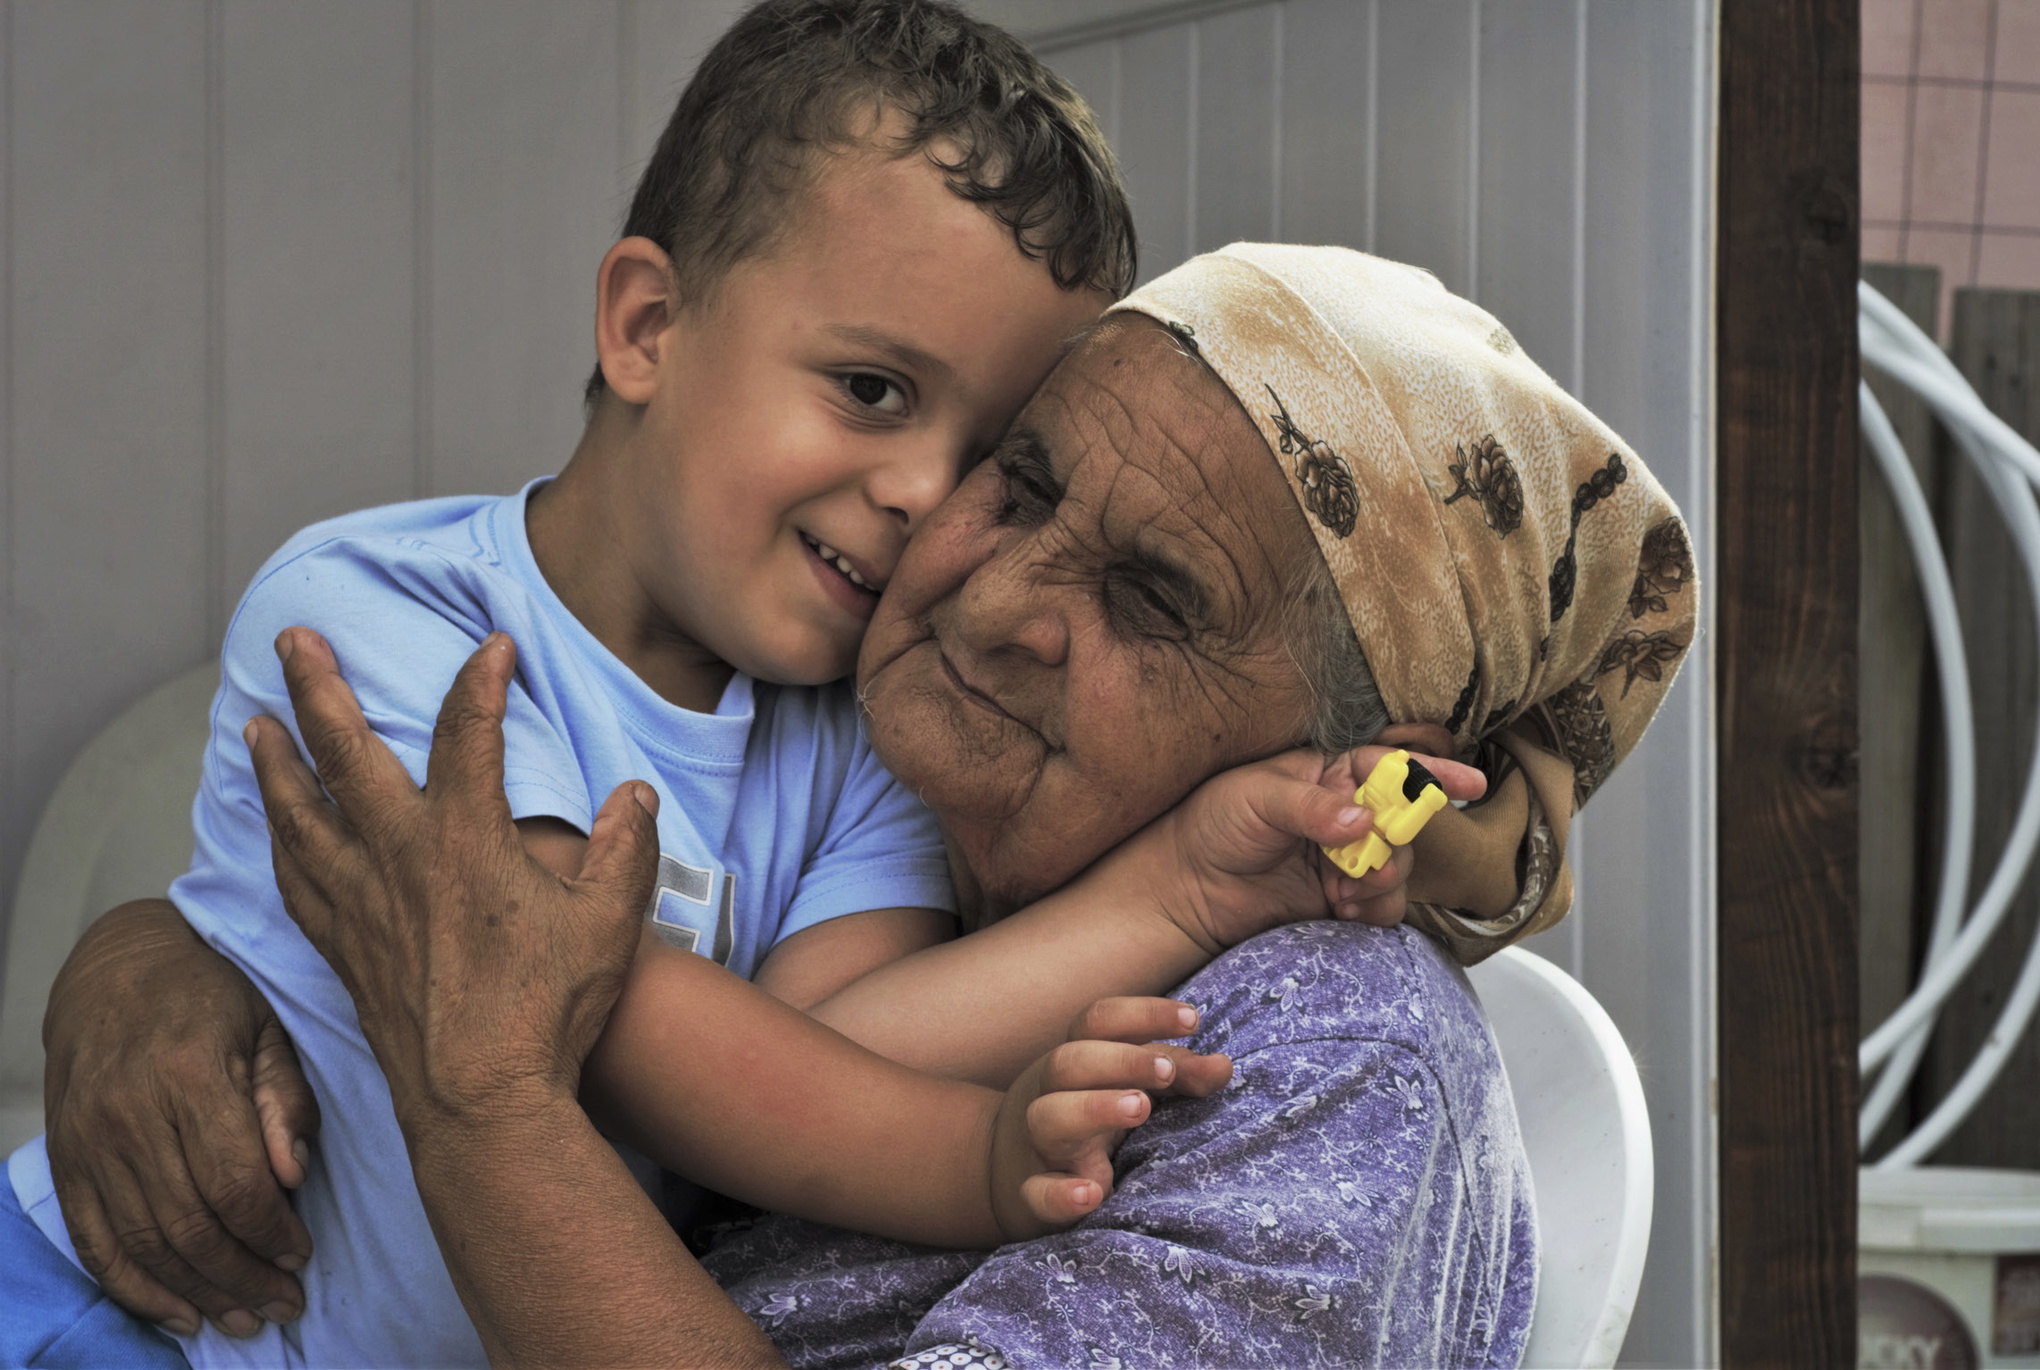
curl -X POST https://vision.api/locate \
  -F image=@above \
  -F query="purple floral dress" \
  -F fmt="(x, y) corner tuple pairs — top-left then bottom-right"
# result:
(704, 922), (1538, 1369)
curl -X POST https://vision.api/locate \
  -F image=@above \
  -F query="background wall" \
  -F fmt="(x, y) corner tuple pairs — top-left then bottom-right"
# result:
(1863, 0), (2040, 331)
(0, 2), (1717, 1363)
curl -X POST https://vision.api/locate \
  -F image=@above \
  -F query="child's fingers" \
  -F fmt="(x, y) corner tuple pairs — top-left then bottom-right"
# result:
(1066, 996), (1201, 1045)
(1319, 836), (1416, 919)
(1019, 1172), (1108, 1228)
(1412, 752), (1487, 802)
(1152, 1044), (1234, 1097)
(1326, 746), (1486, 804)
(1037, 1039), (1188, 1097)
(1026, 1086), (1150, 1166)
(1343, 883), (1409, 927)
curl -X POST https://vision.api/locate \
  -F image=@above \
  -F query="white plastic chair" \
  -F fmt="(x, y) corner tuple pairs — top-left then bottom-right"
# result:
(1466, 945), (1654, 1370)
(0, 664), (218, 1155)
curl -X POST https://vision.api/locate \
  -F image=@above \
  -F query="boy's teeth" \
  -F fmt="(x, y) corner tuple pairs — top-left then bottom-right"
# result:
(808, 536), (873, 591)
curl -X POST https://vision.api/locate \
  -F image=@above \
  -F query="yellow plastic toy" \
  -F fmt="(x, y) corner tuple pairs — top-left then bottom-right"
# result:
(1321, 749), (1450, 878)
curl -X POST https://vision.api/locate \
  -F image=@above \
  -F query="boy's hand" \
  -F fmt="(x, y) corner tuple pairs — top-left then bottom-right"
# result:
(988, 998), (1230, 1242)
(1149, 745), (1487, 955)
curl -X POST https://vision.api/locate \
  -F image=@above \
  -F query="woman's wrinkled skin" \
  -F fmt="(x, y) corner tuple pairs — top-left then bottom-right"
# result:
(860, 317), (1324, 922)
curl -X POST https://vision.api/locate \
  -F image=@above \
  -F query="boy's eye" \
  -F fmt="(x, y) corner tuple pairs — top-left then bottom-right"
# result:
(843, 372), (908, 416)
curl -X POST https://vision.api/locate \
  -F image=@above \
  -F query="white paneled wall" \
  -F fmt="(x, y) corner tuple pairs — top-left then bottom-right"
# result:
(2, 1), (1716, 1363)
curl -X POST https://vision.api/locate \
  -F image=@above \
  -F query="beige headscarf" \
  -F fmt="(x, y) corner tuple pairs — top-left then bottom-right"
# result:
(1111, 245), (1696, 963)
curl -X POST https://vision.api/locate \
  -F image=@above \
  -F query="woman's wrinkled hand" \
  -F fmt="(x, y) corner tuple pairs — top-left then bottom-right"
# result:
(1148, 743), (1487, 955)
(42, 900), (317, 1340)
(245, 627), (662, 1132)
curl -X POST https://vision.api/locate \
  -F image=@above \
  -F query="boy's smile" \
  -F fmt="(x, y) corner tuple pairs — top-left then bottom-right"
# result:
(533, 131), (1108, 713)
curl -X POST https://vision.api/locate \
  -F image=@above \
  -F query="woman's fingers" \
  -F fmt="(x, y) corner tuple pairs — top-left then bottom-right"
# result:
(246, 715), (353, 951)
(421, 633), (519, 826)
(271, 628), (419, 839)
(55, 1176), (201, 1338)
(251, 1015), (319, 1196)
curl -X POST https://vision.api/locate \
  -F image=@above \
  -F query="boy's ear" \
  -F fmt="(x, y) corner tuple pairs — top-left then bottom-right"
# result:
(594, 237), (680, 406)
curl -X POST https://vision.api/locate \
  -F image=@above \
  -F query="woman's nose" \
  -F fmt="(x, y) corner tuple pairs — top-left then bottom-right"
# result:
(951, 541), (1070, 668)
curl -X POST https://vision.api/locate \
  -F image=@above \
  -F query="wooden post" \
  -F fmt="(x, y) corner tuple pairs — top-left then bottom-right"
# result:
(1926, 289), (2040, 1167)
(1716, 0), (1859, 1362)
(1858, 263), (1939, 1158)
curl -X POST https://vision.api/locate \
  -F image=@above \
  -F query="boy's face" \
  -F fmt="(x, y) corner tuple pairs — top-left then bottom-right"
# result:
(619, 142), (1108, 688)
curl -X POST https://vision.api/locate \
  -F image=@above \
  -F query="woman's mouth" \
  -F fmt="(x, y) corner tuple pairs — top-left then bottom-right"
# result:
(937, 648), (1020, 723)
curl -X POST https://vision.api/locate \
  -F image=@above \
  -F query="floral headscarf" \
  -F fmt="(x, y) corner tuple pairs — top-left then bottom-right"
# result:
(1111, 245), (1697, 961)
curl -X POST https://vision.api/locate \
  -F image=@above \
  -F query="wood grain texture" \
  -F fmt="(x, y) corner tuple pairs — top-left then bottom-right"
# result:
(1716, 0), (1860, 1364)
(1926, 288), (2040, 1169)
(1857, 262), (1938, 1160)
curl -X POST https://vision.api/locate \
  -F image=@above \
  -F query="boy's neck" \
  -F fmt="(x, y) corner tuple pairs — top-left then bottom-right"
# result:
(525, 415), (736, 715)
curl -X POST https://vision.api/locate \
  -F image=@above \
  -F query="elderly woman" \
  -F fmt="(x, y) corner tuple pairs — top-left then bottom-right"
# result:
(16, 245), (1692, 1369)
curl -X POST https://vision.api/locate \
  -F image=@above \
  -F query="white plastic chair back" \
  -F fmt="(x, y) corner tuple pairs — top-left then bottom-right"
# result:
(0, 664), (218, 1153)
(1466, 946), (1654, 1370)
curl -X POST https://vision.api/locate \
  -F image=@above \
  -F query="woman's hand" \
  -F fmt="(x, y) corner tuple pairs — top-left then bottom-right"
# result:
(42, 900), (317, 1339)
(245, 627), (661, 1131)
(988, 997), (1231, 1242)
(1144, 743), (1487, 955)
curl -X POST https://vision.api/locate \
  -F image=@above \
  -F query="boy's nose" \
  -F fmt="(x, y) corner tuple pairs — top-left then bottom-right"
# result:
(868, 431), (969, 533)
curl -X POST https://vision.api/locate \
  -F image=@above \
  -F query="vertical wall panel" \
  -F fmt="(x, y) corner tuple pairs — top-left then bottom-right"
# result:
(1191, 5), (1278, 253)
(1475, 0), (1582, 386)
(1116, 24), (1194, 280)
(1279, 0), (1373, 250)
(1576, 4), (1718, 1365)
(1045, 39), (1119, 147)
(1373, 0), (1474, 293)
(5, 1), (213, 944)
(428, 1), (620, 497)
(627, 0), (749, 184)
(218, 1), (417, 601)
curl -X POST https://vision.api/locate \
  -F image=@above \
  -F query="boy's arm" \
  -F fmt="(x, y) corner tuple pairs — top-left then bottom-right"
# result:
(755, 746), (1481, 1088)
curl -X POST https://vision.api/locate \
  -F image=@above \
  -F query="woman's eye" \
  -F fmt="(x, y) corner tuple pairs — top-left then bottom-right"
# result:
(1105, 575), (1191, 641)
(844, 372), (908, 416)
(995, 462), (1059, 526)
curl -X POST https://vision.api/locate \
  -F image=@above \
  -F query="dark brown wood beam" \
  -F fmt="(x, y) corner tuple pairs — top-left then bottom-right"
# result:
(1716, 0), (1860, 1363)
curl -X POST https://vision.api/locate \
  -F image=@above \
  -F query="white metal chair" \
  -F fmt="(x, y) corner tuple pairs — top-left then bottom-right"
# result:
(0, 664), (218, 1155)
(1466, 945), (1655, 1370)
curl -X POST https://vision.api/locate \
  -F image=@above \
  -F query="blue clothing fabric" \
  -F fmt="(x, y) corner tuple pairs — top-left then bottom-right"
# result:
(0, 1152), (188, 1370)
(9, 481), (953, 1370)
(706, 923), (1538, 1370)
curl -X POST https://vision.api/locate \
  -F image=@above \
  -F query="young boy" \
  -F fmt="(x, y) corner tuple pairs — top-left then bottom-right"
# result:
(6, 4), (1425, 1368)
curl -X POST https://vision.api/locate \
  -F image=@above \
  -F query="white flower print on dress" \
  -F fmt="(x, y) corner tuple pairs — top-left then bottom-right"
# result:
(1086, 1347), (1124, 1370)
(757, 1291), (800, 1325)
(1391, 1073), (1427, 1113)
(1292, 1283), (1335, 1322)
(1163, 1244), (1195, 1287)
(1040, 1252), (1079, 1285)
(1237, 1200), (1281, 1233)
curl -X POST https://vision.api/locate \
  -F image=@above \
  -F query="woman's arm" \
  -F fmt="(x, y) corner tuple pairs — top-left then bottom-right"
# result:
(40, 899), (317, 1336)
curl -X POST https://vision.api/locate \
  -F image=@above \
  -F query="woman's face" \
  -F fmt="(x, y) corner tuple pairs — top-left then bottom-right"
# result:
(856, 316), (1321, 921)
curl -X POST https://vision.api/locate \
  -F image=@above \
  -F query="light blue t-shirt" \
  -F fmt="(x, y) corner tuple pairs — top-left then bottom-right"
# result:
(9, 480), (954, 1368)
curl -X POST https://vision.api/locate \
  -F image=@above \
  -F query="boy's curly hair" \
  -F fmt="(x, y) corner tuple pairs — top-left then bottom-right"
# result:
(587, 0), (1137, 405)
